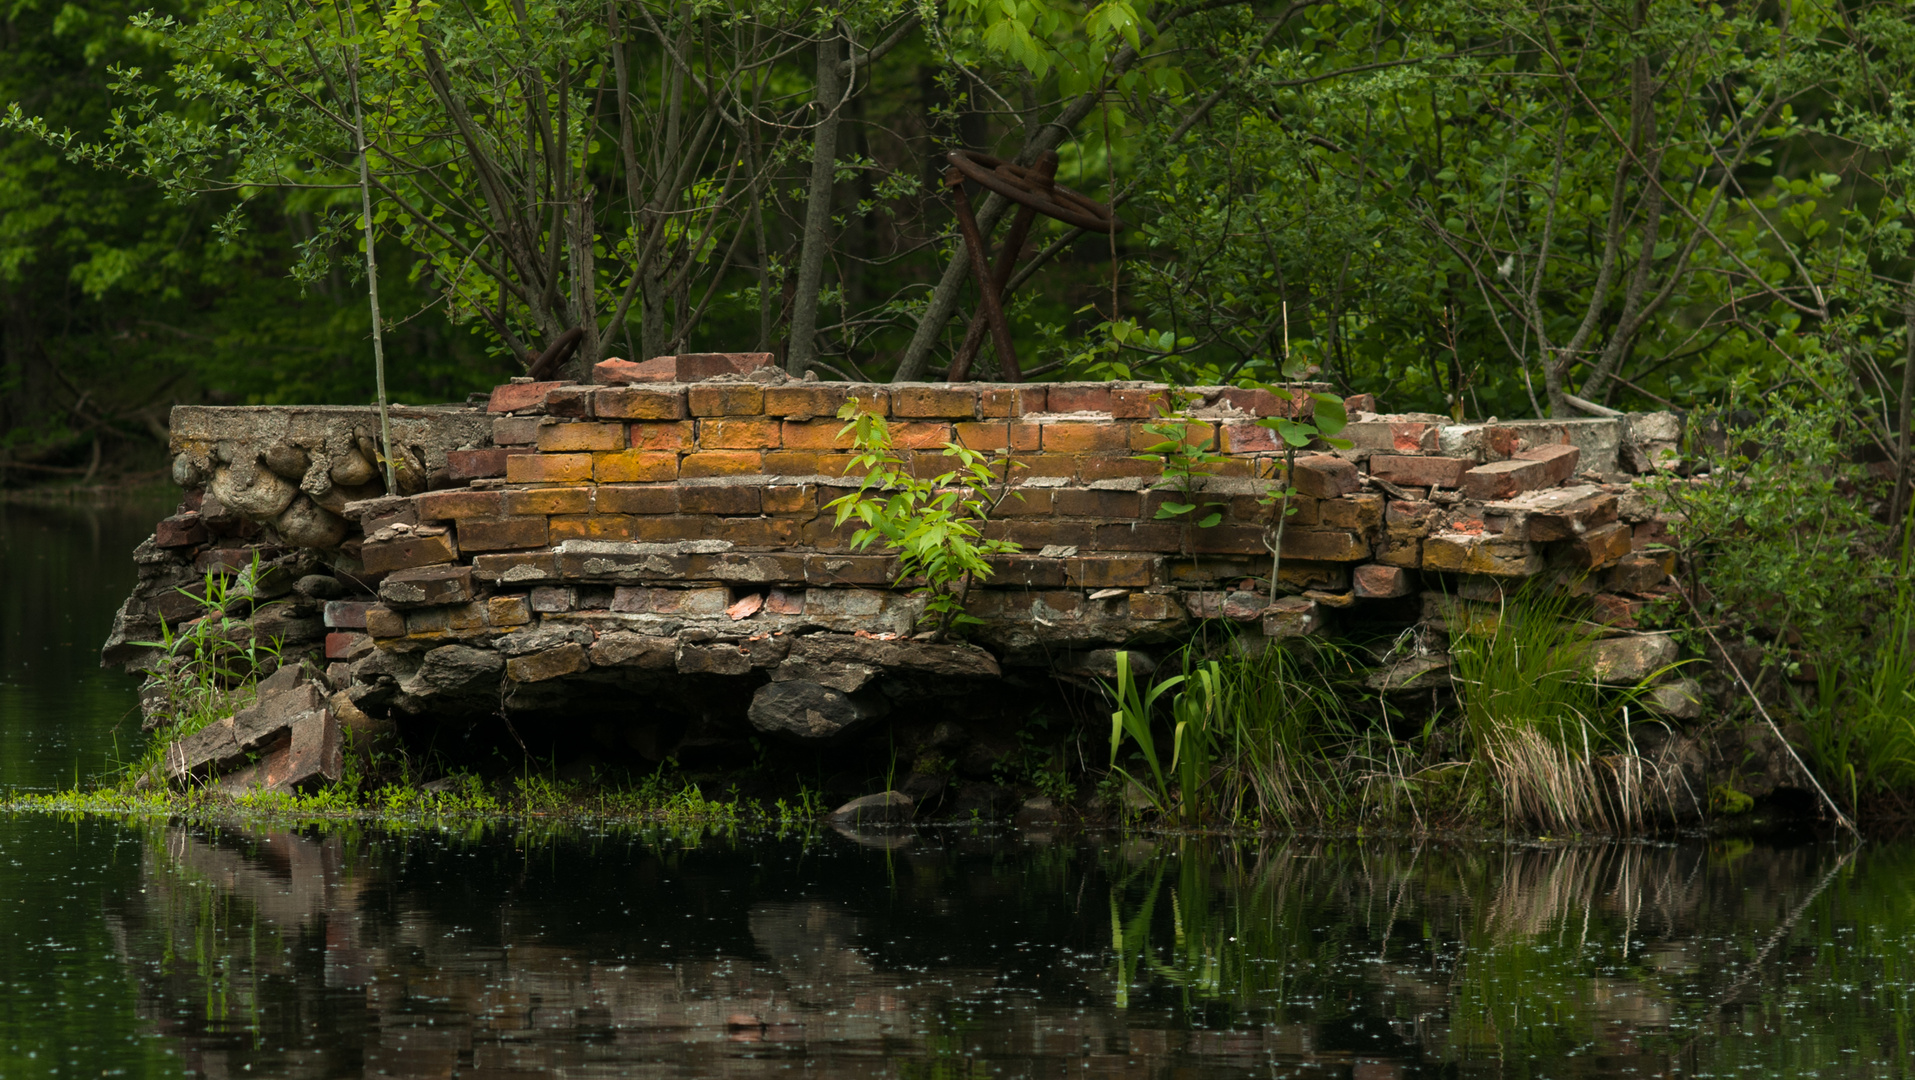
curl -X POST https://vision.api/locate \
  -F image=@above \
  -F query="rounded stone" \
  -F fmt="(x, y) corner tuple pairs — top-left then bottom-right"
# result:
(274, 495), (348, 548)
(171, 453), (207, 488)
(210, 459), (298, 519)
(330, 449), (377, 487)
(261, 440), (311, 481)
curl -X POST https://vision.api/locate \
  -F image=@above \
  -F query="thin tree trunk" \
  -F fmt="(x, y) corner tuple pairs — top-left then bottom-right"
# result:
(1893, 284), (1915, 541)
(787, 29), (845, 376)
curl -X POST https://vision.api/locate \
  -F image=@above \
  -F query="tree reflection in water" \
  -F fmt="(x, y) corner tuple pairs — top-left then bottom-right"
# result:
(103, 825), (1911, 1079)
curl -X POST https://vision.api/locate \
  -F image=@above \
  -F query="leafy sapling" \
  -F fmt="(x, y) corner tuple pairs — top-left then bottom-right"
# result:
(1136, 388), (1227, 541)
(1254, 364), (1354, 592)
(824, 399), (1024, 640)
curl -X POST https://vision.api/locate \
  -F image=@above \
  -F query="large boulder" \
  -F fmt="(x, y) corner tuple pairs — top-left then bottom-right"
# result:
(748, 681), (888, 740)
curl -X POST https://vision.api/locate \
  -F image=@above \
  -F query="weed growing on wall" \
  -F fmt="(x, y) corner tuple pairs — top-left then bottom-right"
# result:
(824, 399), (1024, 639)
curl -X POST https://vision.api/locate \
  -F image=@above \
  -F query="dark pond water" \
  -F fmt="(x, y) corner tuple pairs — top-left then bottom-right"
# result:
(2, 500), (1914, 1080)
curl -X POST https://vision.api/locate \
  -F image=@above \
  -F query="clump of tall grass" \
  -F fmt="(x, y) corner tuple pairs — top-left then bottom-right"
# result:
(1447, 586), (1669, 833)
(1800, 571), (1915, 809)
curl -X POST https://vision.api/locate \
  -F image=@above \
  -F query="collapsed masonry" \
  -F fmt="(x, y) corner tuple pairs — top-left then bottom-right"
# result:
(106, 357), (1707, 802)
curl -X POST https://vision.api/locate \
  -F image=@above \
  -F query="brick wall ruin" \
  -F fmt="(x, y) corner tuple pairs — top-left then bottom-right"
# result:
(108, 369), (1695, 797)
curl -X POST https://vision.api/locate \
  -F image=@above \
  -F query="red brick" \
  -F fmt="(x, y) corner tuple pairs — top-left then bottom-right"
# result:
(549, 514), (638, 542)
(538, 422), (625, 452)
(718, 517), (800, 547)
(1110, 387), (1174, 419)
(457, 516), (549, 551)
(325, 630), (369, 660)
(596, 450), (678, 483)
(361, 532), (458, 573)
(764, 384), (881, 418)
(1352, 564), (1412, 598)
(1130, 420), (1216, 453)
(542, 385), (594, 418)
(1067, 556), (1159, 588)
(994, 489), (1054, 516)
(1528, 493), (1619, 542)
(1043, 422), (1128, 452)
(763, 451), (825, 476)
(155, 513), (207, 548)
(1369, 455), (1472, 489)
(1459, 458), (1551, 500)
(675, 352), (773, 380)
(1389, 422), (1438, 453)
(699, 417), (782, 450)
(1590, 592), (1642, 628)
(628, 421), (695, 451)
(595, 485), (679, 515)
(504, 487), (592, 515)
(782, 420), (856, 450)
(632, 516), (714, 542)
(688, 384), (766, 416)
(679, 451), (763, 477)
(1290, 454), (1361, 498)
(446, 448), (511, 482)
(1345, 393), (1380, 415)
(1216, 386), (1308, 418)
(978, 386), (1045, 417)
(596, 386), (687, 420)
(413, 489), (504, 521)
(1514, 443), (1582, 485)
(486, 381), (568, 413)
(890, 422), (955, 449)
(954, 421), (1042, 453)
(1560, 520), (1632, 569)
(594, 357), (676, 385)
(492, 416), (540, 445)
(679, 485), (762, 515)
(1077, 455), (1159, 481)
(506, 453), (592, 483)
(1218, 422), (1279, 455)
(1055, 488), (1143, 518)
(1000, 521), (1096, 550)
(891, 386), (977, 418)
(1045, 384), (1112, 414)
(1092, 521), (1185, 552)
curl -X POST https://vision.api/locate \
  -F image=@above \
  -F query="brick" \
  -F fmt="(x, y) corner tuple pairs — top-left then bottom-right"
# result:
(1056, 488), (1142, 518)
(890, 421), (956, 449)
(688, 384), (765, 416)
(595, 356), (676, 384)
(891, 385), (977, 418)
(530, 586), (576, 612)
(1218, 422), (1278, 455)
(631, 515), (713, 542)
(1067, 556), (1159, 588)
(610, 585), (653, 613)
(1369, 455), (1472, 489)
(721, 518), (800, 547)
(805, 554), (896, 585)
(781, 421), (856, 450)
(487, 381), (568, 413)
(506, 643), (590, 683)
(155, 513), (207, 548)
(1608, 552), (1671, 593)
(542, 385), (594, 418)
(675, 352), (773, 381)
(595, 484), (679, 514)
(763, 484), (816, 514)
(1514, 443), (1582, 486)
(486, 595), (532, 627)
(457, 516), (550, 552)
(1130, 420), (1217, 454)
(1459, 458), (1551, 501)
(446, 448), (512, 482)
(549, 514), (638, 542)
(1559, 520), (1632, 569)
(1528, 493), (1619, 542)
(995, 488), (1053, 516)
(678, 484), (762, 515)
(595, 386), (687, 420)
(323, 600), (373, 629)
(979, 386), (1045, 417)
(763, 451), (825, 476)
(1345, 393), (1379, 414)
(1352, 564), (1412, 599)
(699, 417), (782, 450)
(492, 416), (541, 445)
(380, 564), (474, 606)
(596, 451), (677, 483)
(1377, 525), (1425, 568)
(1262, 596), (1324, 638)
(764, 384), (872, 419)
(1191, 526), (1275, 556)
(1077, 456), (1161, 481)
(1044, 384), (1111, 414)
(1043, 422), (1128, 453)
(506, 453), (592, 483)
(413, 489), (504, 521)
(1002, 521), (1096, 550)
(1092, 521), (1185, 552)
(364, 605), (406, 638)
(954, 421), (1041, 453)
(1590, 592), (1642, 628)
(504, 486), (592, 515)
(1422, 533), (1543, 577)
(984, 555), (1069, 587)
(325, 630), (369, 661)
(536, 422), (623, 452)
(1111, 387), (1174, 419)
(686, 552), (807, 582)
(647, 586), (731, 616)
(1319, 494), (1384, 530)
(626, 421), (696, 451)
(1216, 386), (1307, 418)
(679, 451), (763, 477)
(1290, 454), (1361, 498)
(361, 532), (458, 573)
(1129, 593), (1177, 620)
(472, 551), (559, 583)
(1274, 528), (1370, 562)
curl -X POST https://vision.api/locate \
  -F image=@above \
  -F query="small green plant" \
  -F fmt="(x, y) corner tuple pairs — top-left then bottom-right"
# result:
(1136, 389), (1227, 537)
(1252, 364), (1353, 591)
(1105, 651), (1184, 818)
(825, 398), (1024, 639)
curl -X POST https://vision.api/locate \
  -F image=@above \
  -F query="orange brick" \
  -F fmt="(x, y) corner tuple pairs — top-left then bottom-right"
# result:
(595, 485), (679, 514)
(1043, 422), (1129, 452)
(688, 384), (765, 416)
(763, 484), (817, 514)
(1219, 421), (1279, 454)
(506, 453), (592, 483)
(816, 453), (860, 478)
(892, 385), (977, 418)
(763, 451), (824, 476)
(891, 421), (955, 449)
(457, 516), (549, 552)
(634, 515), (714, 542)
(679, 451), (763, 478)
(1020, 453), (1081, 479)
(1079, 455), (1163, 481)
(1129, 420), (1217, 453)
(954, 421), (1041, 453)
(413, 489), (504, 521)
(1047, 384), (1113, 413)
(629, 421), (696, 451)
(766, 385), (889, 418)
(699, 417), (782, 450)
(1111, 387), (1175, 418)
(503, 486), (592, 515)
(538, 422), (625, 452)
(979, 386), (1046, 417)
(782, 420), (856, 450)
(594, 386), (686, 420)
(595, 451), (677, 483)
(549, 514), (638, 542)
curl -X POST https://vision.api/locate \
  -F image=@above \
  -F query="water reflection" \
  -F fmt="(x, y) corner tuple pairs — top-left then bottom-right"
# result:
(93, 824), (1914, 1079)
